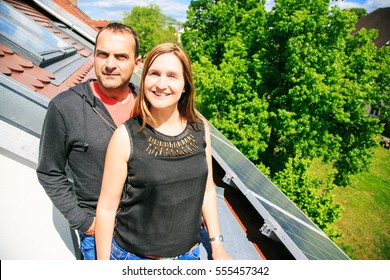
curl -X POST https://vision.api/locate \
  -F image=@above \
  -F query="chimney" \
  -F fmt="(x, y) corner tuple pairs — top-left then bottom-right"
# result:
(69, 0), (78, 6)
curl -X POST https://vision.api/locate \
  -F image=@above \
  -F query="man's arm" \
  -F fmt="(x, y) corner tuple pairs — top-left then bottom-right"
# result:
(36, 102), (93, 233)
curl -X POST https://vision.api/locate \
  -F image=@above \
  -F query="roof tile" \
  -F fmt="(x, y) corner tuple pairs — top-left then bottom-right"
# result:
(10, 70), (45, 89)
(355, 8), (390, 48)
(3, 0), (96, 100)
(53, 0), (99, 30)
(0, 55), (24, 72)
(0, 65), (12, 76)
(13, 54), (34, 68)
(0, 44), (14, 54)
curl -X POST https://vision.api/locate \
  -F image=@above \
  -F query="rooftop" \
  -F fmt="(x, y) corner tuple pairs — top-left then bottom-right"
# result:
(0, 0), (349, 260)
(355, 7), (390, 47)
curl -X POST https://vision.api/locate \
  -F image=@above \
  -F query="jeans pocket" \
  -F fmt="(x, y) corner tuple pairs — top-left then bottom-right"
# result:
(190, 246), (201, 260)
(179, 246), (200, 260)
(78, 233), (96, 260)
(110, 241), (125, 260)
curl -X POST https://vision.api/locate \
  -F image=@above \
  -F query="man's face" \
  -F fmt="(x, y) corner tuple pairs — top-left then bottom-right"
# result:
(94, 30), (141, 90)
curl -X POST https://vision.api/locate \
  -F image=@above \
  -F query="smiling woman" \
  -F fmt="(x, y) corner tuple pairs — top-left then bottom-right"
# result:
(95, 43), (232, 260)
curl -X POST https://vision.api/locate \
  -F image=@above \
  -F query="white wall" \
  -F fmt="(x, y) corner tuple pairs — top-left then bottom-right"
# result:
(0, 120), (78, 260)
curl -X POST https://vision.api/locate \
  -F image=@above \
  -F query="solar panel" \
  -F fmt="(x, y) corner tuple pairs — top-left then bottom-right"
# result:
(33, 0), (97, 43)
(209, 123), (349, 260)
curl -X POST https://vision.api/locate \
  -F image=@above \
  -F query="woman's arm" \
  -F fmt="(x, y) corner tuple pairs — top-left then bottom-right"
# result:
(95, 125), (130, 260)
(201, 122), (232, 260)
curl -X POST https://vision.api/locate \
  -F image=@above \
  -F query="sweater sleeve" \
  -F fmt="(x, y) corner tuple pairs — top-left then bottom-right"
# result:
(36, 102), (93, 233)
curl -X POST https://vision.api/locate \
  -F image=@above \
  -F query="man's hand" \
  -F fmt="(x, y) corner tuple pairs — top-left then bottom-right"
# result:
(84, 217), (96, 236)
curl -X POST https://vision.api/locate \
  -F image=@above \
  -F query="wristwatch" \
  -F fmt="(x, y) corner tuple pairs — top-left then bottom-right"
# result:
(209, 235), (224, 243)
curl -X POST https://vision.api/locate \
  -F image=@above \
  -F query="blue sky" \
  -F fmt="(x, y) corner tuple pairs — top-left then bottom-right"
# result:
(77, 0), (390, 23)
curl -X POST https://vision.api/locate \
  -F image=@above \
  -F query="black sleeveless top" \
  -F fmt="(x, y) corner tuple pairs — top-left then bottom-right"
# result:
(114, 117), (208, 257)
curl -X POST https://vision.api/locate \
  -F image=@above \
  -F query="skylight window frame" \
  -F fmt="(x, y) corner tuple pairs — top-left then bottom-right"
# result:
(33, 0), (97, 44)
(0, 1), (77, 67)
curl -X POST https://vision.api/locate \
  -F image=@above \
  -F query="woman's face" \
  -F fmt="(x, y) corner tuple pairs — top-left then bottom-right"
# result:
(144, 52), (185, 111)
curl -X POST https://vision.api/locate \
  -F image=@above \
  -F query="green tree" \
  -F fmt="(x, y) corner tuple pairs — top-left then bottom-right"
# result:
(184, 0), (269, 162)
(193, 38), (269, 162)
(182, 0), (235, 66)
(122, 4), (179, 57)
(260, 0), (387, 186)
(182, 0), (389, 235)
(346, 7), (367, 19)
(273, 155), (342, 239)
(182, 0), (266, 66)
(374, 46), (390, 125)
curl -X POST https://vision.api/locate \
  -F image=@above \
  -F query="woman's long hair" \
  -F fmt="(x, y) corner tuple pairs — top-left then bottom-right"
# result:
(133, 43), (202, 130)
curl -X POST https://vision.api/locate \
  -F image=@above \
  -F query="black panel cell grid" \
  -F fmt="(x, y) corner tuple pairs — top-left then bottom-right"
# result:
(210, 124), (349, 260)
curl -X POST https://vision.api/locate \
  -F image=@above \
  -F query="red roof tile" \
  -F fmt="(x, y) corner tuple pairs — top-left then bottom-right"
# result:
(2, 0), (96, 100)
(53, 0), (99, 30)
(10, 70), (45, 90)
(0, 65), (12, 76)
(12, 54), (34, 69)
(0, 44), (14, 55)
(92, 19), (110, 29)
(0, 55), (24, 72)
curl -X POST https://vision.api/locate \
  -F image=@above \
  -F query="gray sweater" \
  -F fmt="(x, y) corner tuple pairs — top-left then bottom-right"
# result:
(36, 79), (137, 232)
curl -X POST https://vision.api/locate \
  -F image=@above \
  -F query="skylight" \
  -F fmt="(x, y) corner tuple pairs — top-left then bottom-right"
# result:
(0, 2), (76, 66)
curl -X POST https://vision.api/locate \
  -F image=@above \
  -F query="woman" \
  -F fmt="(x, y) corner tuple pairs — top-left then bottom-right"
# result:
(95, 43), (231, 260)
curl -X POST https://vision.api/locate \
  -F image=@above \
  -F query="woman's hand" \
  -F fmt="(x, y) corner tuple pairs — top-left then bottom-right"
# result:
(211, 241), (233, 260)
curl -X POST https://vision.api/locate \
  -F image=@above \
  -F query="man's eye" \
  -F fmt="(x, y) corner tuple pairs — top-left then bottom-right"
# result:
(116, 55), (128, 60)
(97, 52), (108, 58)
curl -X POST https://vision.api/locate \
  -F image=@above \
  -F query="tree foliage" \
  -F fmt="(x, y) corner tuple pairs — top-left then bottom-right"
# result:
(184, 0), (269, 163)
(273, 155), (343, 239)
(122, 4), (179, 58)
(346, 7), (367, 19)
(182, 0), (390, 235)
(377, 47), (390, 121)
(261, 0), (387, 186)
(192, 39), (269, 162)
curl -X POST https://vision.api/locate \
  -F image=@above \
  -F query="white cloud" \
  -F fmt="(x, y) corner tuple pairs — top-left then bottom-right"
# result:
(78, 0), (189, 22)
(331, 0), (390, 12)
(265, 0), (275, 12)
(364, 0), (390, 12)
(90, 2), (114, 8)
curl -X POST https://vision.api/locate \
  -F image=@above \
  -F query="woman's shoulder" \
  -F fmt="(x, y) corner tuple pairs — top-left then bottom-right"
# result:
(124, 116), (142, 127)
(192, 117), (209, 131)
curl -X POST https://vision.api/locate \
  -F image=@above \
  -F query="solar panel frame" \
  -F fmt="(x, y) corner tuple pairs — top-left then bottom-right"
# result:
(209, 123), (349, 260)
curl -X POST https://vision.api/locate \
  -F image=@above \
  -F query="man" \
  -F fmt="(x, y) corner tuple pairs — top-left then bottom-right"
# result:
(36, 23), (141, 260)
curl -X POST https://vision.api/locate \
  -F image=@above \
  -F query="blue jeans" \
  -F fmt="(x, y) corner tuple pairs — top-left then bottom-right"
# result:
(110, 238), (200, 260)
(79, 233), (96, 260)
(200, 225), (212, 260)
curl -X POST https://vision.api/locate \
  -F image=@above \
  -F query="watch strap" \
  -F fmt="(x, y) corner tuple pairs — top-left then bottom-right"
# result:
(209, 235), (224, 243)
